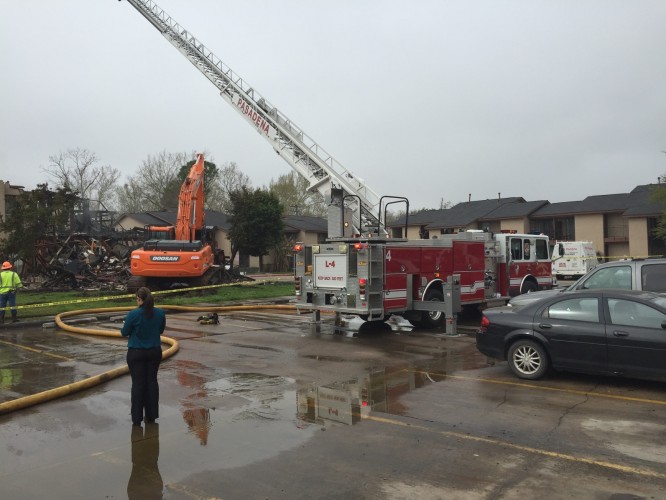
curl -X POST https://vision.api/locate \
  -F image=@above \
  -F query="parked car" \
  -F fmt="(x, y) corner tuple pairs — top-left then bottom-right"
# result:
(508, 258), (666, 308)
(477, 289), (666, 381)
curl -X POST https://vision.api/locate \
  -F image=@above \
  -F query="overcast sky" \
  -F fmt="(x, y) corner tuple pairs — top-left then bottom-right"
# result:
(2, 0), (665, 209)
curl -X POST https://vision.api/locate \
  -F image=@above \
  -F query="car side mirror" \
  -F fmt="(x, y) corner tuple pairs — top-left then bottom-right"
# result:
(558, 244), (564, 257)
(662, 320), (666, 330)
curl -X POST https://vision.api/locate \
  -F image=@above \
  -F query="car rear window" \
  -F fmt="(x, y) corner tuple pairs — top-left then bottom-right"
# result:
(641, 264), (666, 293)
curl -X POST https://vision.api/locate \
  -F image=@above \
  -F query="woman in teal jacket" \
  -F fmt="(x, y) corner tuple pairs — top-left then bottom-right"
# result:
(121, 287), (166, 426)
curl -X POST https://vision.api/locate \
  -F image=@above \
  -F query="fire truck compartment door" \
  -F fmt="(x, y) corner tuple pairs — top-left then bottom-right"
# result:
(314, 254), (348, 288)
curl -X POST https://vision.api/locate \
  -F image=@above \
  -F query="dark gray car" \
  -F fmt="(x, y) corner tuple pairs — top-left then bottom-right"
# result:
(478, 289), (666, 380)
(508, 258), (666, 307)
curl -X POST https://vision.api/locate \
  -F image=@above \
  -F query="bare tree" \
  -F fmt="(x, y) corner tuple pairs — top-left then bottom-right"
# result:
(44, 148), (121, 210)
(120, 151), (190, 211)
(207, 161), (252, 213)
(115, 177), (145, 215)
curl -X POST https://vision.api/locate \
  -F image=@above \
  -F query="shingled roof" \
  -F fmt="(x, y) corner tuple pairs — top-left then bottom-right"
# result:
(425, 197), (524, 230)
(116, 209), (231, 231)
(531, 184), (663, 218)
(481, 200), (550, 221)
(282, 215), (328, 233)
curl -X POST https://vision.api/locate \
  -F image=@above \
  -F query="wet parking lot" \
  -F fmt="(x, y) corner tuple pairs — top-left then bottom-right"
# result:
(1, 303), (666, 499)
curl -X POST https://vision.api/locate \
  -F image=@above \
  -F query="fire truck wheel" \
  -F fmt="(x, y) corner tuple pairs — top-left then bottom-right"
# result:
(521, 280), (538, 294)
(410, 289), (445, 329)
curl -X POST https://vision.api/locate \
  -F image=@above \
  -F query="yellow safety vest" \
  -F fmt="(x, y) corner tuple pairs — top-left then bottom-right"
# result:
(0, 270), (22, 295)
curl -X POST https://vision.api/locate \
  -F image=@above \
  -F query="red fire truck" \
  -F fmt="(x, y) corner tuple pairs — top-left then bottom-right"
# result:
(293, 230), (555, 329)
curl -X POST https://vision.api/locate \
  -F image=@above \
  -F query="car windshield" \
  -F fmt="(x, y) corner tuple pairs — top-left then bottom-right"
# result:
(569, 265), (632, 291)
(564, 274), (589, 291)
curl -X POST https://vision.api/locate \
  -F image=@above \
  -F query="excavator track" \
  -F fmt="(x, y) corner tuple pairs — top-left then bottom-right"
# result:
(126, 275), (148, 294)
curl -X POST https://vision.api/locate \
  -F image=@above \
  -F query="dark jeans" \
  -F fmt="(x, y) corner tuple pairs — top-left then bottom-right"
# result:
(0, 292), (17, 320)
(127, 347), (162, 424)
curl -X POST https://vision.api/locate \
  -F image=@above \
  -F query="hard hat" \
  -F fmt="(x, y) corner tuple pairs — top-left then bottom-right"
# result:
(1, 261), (12, 270)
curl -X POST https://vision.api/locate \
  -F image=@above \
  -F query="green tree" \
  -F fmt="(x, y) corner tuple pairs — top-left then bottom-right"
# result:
(650, 178), (666, 240)
(170, 158), (220, 209)
(227, 188), (284, 271)
(268, 171), (327, 217)
(0, 184), (79, 270)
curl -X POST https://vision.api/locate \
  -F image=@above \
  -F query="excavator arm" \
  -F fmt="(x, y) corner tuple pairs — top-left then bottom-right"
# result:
(175, 153), (205, 241)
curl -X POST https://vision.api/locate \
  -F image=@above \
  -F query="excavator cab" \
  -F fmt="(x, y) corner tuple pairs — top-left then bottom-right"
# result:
(146, 225), (176, 240)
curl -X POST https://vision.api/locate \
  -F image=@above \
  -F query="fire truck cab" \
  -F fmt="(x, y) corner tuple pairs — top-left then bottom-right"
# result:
(493, 231), (554, 295)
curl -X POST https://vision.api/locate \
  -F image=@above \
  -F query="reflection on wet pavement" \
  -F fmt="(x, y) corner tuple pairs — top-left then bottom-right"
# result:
(297, 358), (451, 426)
(128, 423), (163, 499)
(0, 329), (126, 403)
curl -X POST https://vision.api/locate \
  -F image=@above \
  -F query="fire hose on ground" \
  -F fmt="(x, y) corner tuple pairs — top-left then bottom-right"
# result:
(0, 304), (297, 416)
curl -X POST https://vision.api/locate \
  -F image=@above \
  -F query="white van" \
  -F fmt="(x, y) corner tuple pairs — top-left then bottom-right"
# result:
(552, 241), (599, 279)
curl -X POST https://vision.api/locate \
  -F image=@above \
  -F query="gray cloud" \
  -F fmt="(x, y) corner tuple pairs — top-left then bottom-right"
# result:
(1, 0), (665, 208)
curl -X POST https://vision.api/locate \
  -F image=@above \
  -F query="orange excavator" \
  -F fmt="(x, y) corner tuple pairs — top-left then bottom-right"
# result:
(127, 153), (225, 293)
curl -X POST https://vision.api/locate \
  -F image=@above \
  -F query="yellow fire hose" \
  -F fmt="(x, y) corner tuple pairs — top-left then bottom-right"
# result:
(0, 304), (297, 416)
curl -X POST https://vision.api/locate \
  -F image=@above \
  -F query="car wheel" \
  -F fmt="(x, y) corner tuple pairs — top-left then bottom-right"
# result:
(521, 280), (537, 294)
(507, 340), (548, 379)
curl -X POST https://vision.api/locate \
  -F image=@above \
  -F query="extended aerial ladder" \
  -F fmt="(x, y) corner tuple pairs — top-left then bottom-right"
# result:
(121, 0), (387, 238)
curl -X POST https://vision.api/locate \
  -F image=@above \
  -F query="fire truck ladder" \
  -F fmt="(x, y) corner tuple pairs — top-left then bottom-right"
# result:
(123, 0), (385, 238)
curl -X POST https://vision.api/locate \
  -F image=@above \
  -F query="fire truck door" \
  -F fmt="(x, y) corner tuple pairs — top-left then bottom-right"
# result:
(383, 248), (408, 312)
(508, 236), (534, 287)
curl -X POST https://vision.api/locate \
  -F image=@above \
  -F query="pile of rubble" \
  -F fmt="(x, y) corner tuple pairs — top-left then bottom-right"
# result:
(22, 232), (138, 292)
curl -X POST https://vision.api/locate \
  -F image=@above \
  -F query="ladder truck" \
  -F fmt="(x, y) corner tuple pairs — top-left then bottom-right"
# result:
(121, 1), (555, 329)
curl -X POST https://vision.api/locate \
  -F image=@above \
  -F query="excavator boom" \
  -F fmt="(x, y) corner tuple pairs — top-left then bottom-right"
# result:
(175, 153), (205, 241)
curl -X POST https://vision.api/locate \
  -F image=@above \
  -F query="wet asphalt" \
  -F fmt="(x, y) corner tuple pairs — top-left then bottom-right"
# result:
(1, 301), (666, 499)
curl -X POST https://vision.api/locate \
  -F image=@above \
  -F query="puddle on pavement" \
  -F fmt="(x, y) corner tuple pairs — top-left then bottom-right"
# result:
(170, 348), (487, 450)
(296, 355), (483, 427)
(0, 329), (126, 402)
(171, 359), (297, 446)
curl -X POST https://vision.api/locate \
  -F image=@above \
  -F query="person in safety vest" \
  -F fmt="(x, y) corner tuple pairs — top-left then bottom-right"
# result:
(0, 261), (23, 324)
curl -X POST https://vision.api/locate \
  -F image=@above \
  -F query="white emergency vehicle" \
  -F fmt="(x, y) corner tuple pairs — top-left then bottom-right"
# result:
(552, 241), (599, 279)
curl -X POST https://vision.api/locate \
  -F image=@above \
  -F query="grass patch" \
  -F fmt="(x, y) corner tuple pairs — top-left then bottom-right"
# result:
(14, 281), (294, 319)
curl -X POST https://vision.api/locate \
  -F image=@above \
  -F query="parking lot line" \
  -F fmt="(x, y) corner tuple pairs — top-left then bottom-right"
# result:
(444, 373), (666, 406)
(0, 339), (72, 361)
(368, 414), (666, 480)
